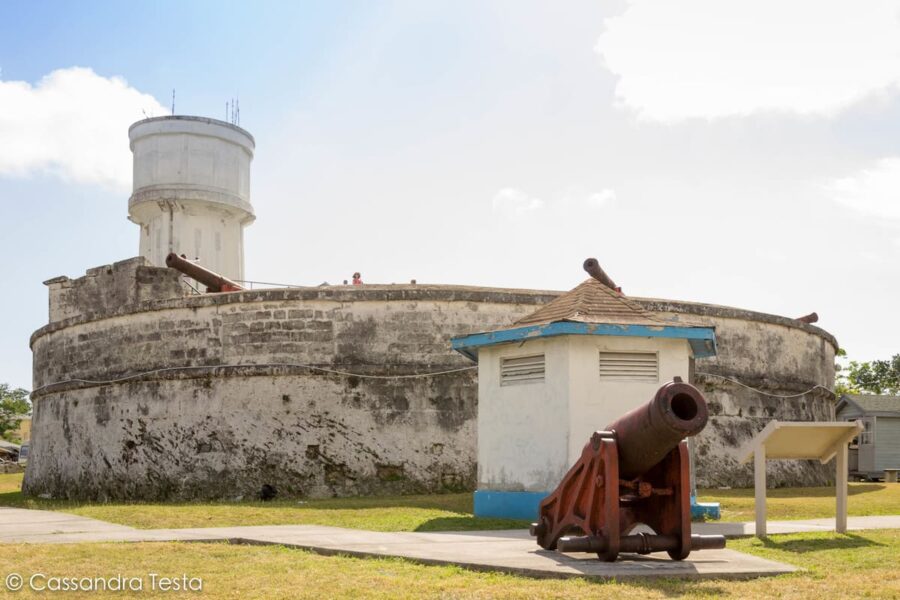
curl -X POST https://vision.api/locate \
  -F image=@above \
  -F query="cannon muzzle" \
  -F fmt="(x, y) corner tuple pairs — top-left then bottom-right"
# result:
(165, 253), (244, 293)
(606, 377), (708, 479)
(582, 258), (620, 292)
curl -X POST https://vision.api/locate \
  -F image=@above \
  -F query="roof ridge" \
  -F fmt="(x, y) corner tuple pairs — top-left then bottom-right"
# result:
(514, 278), (664, 327)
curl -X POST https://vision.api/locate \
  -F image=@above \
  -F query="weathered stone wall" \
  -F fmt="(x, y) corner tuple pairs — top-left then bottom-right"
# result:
(27, 266), (557, 500)
(43, 257), (183, 324)
(27, 261), (839, 500)
(641, 298), (838, 487)
(26, 371), (477, 500)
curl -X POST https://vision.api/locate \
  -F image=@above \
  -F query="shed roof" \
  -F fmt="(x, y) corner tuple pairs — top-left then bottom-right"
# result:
(514, 278), (663, 327)
(451, 277), (716, 361)
(837, 394), (900, 415)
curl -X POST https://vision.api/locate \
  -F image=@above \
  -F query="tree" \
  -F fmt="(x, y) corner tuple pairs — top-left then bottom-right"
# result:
(835, 353), (900, 396)
(0, 384), (31, 442)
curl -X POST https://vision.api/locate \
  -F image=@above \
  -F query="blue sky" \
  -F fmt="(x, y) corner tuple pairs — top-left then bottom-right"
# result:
(2, 1), (900, 390)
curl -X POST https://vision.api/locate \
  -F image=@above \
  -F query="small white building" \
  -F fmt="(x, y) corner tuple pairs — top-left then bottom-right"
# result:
(452, 276), (717, 519)
(836, 394), (900, 480)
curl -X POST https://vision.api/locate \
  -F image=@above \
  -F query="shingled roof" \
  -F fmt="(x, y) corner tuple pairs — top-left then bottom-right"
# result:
(840, 394), (900, 414)
(514, 277), (664, 327)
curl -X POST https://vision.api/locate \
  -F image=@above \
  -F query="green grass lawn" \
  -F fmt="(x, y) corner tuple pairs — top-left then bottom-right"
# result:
(3, 473), (899, 531)
(0, 473), (524, 531)
(3, 530), (900, 598)
(3, 473), (900, 597)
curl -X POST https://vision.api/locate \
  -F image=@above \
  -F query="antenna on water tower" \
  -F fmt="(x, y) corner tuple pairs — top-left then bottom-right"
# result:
(171, 89), (175, 115)
(223, 97), (242, 126)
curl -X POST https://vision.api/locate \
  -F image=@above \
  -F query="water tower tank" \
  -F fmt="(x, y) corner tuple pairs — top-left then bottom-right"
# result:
(127, 116), (255, 282)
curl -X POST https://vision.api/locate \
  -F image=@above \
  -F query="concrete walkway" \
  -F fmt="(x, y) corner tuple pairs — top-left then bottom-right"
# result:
(0, 507), (218, 545)
(3, 508), (899, 580)
(694, 515), (900, 537)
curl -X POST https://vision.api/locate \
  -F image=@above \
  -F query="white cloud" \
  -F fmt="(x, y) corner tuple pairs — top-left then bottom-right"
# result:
(0, 67), (167, 191)
(596, 1), (900, 121)
(585, 188), (615, 208)
(492, 187), (544, 215)
(827, 158), (900, 220)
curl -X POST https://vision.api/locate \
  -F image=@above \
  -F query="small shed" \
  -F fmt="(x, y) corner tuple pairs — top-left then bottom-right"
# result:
(836, 394), (900, 480)
(452, 274), (716, 519)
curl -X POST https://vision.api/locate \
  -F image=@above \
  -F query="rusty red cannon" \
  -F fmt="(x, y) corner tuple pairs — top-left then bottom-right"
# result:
(165, 253), (244, 293)
(529, 377), (725, 561)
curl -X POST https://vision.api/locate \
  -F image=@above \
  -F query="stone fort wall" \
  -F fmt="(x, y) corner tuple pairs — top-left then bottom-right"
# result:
(25, 258), (838, 500)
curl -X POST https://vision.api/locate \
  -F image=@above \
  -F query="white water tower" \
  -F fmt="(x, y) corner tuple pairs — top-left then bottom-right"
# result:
(128, 116), (255, 281)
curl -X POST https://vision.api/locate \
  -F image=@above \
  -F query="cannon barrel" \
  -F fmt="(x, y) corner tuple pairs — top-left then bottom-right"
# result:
(532, 378), (719, 560)
(165, 253), (244, 293)
(796, 312), (818, 324)
(605, 378), (708, 479)
(582, 258), (619, 292)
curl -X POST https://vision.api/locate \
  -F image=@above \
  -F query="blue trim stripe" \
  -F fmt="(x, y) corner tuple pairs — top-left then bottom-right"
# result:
(475, 491), (721, 521)
(691, 500), (721, 521)
(473, 490), (549, 520)
(451, 321), (717, 360)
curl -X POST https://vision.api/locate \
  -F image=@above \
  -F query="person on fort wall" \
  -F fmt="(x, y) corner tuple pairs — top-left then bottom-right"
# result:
(352, 272), (363, 285)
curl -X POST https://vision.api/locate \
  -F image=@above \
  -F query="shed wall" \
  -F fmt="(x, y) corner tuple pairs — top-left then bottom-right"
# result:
(875, 417), (900, 472)
(566, 336), (690, 465)
(476, 339), (570, 493)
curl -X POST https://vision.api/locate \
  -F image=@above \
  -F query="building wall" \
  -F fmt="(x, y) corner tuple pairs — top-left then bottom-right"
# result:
(476, 335), (692, 495)
(476, 338), (570, 493)
(27, 260), (839, 499)
(836, 403), (876, 474)
(27, 262), (556, 500)
(14, 418), (31, 443)
(27, 372), (479, 500)
(43, 257), (183, 324)
(641, 300), (838, 487)
(566, 336), (690, 464)
(859, 440), (876, 473)
(875, 417), (900, 472)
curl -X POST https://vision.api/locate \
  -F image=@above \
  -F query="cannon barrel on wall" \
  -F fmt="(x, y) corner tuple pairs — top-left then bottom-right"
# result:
(165, 253), (244, 293)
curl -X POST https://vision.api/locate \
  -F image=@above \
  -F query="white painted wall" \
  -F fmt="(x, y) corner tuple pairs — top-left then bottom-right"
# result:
(477, 334), (691, 492)
(566, 336), (690, 464)
(477, 338), (570, 492)
(127, 116), (255, 281)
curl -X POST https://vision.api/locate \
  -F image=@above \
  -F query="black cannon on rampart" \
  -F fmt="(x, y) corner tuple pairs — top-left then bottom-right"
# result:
(165, 252), (244, 293)
(529, 377), (726, 561)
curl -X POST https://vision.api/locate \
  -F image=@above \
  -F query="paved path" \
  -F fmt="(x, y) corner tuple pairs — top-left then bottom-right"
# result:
(0, 507), (218, 545)
(695, 514), (900, 536)
(3, 508), (899, 580)
(160, 525), (796, 580)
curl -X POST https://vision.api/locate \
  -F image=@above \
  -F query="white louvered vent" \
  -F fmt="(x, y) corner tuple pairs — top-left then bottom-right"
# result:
(598, 351), (658, 382)
(500, 354), (545, 386)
